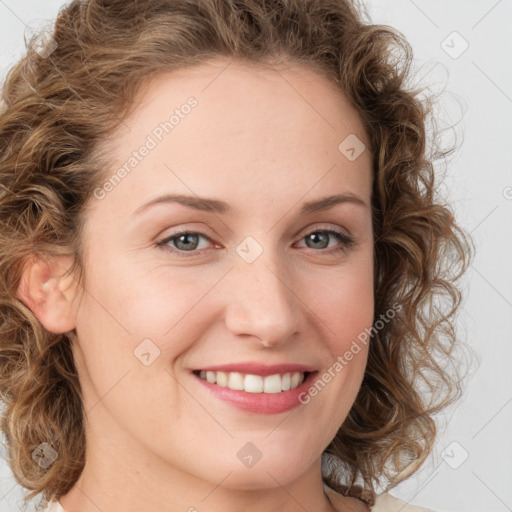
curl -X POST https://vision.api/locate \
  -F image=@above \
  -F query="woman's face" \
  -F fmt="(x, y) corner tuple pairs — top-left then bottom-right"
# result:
(70, 58), (374, 493)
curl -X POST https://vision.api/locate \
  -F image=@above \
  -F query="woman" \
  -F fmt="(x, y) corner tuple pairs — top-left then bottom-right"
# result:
(0, 1), (473, 511)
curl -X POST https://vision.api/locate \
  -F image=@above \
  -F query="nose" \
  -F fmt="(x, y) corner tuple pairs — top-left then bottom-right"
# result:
(223, 252), (300, 349)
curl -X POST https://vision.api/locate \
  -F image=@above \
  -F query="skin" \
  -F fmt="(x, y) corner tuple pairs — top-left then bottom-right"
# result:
(19, 58), (374, 512)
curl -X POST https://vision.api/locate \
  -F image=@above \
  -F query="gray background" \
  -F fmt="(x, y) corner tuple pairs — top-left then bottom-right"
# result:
(0, 1), (511, 511)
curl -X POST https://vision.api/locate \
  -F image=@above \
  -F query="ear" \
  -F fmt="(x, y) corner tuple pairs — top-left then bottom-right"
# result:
(16, 254), (78, 334)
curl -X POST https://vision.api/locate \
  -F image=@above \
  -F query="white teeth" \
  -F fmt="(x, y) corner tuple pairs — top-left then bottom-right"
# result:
(244, 374), (263, 393)
(228, 372), (244, 390)
(197, 370), (306, 393)
(281, 373), (291, 391)
(291, 372), (301, 389)
(263, 374), (282, 394)
(216, 371), (228, 387)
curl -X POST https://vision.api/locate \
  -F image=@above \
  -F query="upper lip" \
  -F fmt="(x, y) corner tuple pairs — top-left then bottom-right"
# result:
(193, 362), (317, 376)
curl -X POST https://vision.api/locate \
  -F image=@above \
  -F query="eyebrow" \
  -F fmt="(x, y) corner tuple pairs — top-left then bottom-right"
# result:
(132, 192), (368, 217)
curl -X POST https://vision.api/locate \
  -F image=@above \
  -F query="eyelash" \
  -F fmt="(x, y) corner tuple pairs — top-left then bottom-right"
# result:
(156, 227), (356, 258)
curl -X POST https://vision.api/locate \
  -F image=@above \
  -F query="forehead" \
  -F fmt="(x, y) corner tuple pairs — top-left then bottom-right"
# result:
(91, 57), (372, 217)
(111, 56), (370, 148)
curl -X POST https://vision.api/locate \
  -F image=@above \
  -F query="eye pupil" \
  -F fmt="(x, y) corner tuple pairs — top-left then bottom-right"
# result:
(307, 232), (329, 249)
(175, 233), (199, 251)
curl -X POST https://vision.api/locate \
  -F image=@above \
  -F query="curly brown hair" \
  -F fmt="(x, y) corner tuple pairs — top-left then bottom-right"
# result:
(0, 0), (474, 506)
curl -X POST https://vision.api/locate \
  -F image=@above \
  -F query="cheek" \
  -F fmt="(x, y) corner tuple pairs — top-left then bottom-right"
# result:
(298, 257), (373, 408)
(306, 255), (374, 351)
(81, 252), (214, 337)
(74, 258), (230, 395)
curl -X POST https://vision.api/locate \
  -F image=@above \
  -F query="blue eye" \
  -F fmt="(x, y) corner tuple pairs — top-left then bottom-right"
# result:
(156, 228), (355, 258)
(158, 231), (211, 254)
(297, 229), (355, 252)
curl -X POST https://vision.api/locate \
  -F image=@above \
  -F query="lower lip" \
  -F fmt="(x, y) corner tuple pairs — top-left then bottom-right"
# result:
(192, 371), (318, 414)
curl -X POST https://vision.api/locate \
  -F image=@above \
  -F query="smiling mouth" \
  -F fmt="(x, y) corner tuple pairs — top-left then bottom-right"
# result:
(192, 370), (311, 393)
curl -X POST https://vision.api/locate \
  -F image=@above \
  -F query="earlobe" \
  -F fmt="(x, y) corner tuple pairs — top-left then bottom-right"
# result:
(16, 255), (78, 334)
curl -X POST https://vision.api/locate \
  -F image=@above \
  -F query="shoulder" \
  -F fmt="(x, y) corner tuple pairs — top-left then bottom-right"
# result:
(324, 484), (374, 512)
(45, 491), (438, 512)
(373, 492), (438, 512)
(324, 484), (438, 512)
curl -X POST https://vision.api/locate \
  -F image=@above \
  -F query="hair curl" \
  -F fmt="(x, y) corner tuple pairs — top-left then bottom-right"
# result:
(0, 0), (474, 505)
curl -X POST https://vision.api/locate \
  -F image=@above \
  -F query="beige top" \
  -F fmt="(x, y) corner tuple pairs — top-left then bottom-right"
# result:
(43, 487), (437, 512)
(323, 484), (437, 512)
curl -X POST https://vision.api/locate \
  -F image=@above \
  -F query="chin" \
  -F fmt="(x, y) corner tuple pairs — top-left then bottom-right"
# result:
(204, 449), (314, 490)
